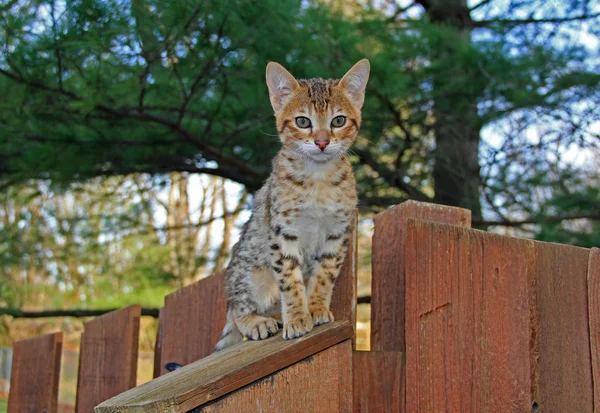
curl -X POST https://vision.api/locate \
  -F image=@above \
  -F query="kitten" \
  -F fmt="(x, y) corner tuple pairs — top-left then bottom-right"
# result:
(214, 59), (370, 351)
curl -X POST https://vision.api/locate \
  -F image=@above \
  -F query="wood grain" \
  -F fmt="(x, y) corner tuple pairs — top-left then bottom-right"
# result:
(330, 209), (358, 343)
(588, 248), (600, 413)
(95, 321), (353, 413)
(404, 219), (535, 413)
(371, 200), (471, 352)
(8, 332), (63, 413)
(159, 272), (227, 376)
(195, 340), (353, 413)
(534, 242), (593, 412)
(75, 305), (141, 413)
(353, 351), (405, 413)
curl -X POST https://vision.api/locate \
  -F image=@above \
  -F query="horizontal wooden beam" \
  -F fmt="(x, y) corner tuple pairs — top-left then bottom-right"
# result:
(95, 321), (353, 413)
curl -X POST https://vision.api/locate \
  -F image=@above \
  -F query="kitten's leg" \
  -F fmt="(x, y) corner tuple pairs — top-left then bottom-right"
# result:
(214, 308), (243, 351)
(269, 227), (313, 339)
(306, 230), (351, 326)
(228, 265), (280, 341)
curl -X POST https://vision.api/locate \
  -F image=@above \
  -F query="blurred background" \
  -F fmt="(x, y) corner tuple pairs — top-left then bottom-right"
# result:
(0, 0), (599, 411)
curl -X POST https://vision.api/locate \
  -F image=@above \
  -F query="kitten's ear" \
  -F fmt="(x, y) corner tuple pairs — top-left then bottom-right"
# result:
(266, 62), (299, 112)
(339, 59), (370, 110)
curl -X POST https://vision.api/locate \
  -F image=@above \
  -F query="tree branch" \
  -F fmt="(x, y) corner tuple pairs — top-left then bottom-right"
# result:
(0, 68), (263, 179)
(353, 147), (431, 201)
(473, 12), (600, 28)
(473, 213), (600, 227)
(0, 308), (160, 318)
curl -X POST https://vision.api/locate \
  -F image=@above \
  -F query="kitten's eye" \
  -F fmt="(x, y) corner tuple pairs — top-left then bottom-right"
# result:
(295, 117), (312, 128)
(331, 116), (346, 128)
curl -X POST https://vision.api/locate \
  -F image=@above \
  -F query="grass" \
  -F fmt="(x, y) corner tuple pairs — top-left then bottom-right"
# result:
(0, 399), (7, 413)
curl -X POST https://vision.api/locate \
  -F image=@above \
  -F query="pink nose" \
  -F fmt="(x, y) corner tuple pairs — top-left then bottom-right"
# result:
(314, 139), (329, 150)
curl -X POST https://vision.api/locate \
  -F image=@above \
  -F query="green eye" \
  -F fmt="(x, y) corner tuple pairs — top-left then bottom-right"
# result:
(295, 117), (312, 128)
(331, 116), (346, 128)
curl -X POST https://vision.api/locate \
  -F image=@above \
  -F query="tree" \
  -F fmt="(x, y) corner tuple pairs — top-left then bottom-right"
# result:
(0, 0), (599, 237)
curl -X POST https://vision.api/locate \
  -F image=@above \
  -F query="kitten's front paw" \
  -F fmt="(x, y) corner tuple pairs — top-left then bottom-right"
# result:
(282, 314), (314, 339)
(310, 305), (334, 326)
(239, 316), (280, 341)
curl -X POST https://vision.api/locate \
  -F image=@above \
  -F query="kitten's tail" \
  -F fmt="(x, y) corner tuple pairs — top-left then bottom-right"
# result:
(214, 308), (243, 352)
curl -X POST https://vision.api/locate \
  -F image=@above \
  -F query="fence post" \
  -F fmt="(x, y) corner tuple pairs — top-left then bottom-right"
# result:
(352, 201), (470, 413)
(158, 272), (227, 376)
(533, 242), (593, 412)
(588, 248), (600, 413)
(75, 305), (141, 413)
(370, 200), (471, 352)
(7, 332), (62, 413)
(404, 218), (536, 412)
(330, 209), (358, 342)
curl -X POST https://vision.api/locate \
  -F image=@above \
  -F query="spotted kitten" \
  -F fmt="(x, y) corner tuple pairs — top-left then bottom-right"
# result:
(214, 59), (370, 351)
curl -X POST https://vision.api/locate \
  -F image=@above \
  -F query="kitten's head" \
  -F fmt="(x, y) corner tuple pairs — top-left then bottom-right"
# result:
(266, 59), (370, 163)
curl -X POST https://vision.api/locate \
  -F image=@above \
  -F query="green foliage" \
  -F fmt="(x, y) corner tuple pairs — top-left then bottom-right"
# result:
(0, 0), (599, 311)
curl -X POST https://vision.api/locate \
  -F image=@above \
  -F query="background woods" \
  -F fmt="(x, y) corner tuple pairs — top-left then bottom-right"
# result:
(0, 0), (599, 409)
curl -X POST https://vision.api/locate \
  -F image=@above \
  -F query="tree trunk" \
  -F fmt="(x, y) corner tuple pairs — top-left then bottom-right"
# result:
(418, 0), (483, 221)
(196, 177), (220, 277)
(167, 172), (182, 285)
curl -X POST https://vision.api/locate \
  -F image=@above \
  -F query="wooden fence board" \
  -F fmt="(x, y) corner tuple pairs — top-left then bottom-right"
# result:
(195, 340), (352, 413)
(371, 200), (471, 352)
(75, 305), (141, 413)
(159, 272), (227, 376)
(7, 332), (63, 413)
(534, 242), (593, 412)
(330, 210), (358, 342)
(95, 321), (353, 413)
(353, 351), (405, 413)
(589, 248), (600, 413)
(404, 219), (535, 413)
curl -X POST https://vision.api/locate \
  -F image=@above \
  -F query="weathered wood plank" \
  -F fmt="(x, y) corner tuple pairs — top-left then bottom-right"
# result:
(95, 321), (353, 413)
(195, 340), (352, 413)
(159, 272), (227, 376)
(589, 248), (600, 413)
(8, 332), (63, 413)
(353, 351), (405, 413)
(404, 219), (535, 412)
(75, 305), (141, 413)
(330, 210), (358, 342)
(534, 242), (593, 412)
(371, 200), (471, 352)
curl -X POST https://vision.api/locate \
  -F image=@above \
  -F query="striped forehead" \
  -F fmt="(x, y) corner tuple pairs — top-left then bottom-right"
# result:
(298, 78), (340, 111)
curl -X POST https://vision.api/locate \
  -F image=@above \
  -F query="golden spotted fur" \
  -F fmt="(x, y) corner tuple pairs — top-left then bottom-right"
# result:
(215, 59), (370, 350)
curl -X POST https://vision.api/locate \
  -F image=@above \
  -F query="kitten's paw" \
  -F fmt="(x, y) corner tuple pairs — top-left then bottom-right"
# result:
(310, 305), (334, 326)
(238, 316), (280, 341)
(282, 314), (314, 339)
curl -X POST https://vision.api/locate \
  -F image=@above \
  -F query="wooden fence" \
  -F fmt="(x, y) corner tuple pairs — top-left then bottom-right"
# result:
(5, 200), (600, 412)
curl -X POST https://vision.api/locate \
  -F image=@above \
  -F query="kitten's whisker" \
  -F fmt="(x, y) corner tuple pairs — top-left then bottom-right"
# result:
(259, 129), (280, 137)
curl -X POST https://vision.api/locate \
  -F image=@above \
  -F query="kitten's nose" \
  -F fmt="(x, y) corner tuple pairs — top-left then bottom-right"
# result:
(314, 139), (330, 150)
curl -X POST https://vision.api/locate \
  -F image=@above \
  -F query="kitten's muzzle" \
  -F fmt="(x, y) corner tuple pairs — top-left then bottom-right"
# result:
(314, 139), (330, 151)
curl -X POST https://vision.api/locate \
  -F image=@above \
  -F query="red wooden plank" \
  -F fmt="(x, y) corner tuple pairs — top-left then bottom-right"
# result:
(589, 248), (600, 413)
(534, 242), (593, 412)
(404, 219), (535, 412)
(8, 332), (63, 413)
(330, 210), (358, 342)
(76, 305), (141, 413)
(159, 272), (227, 376)
(353, 351), (405, 413)
(371, 200), (471, 351)
(96, 321), (353, 413)
(198, 340), (353, 413)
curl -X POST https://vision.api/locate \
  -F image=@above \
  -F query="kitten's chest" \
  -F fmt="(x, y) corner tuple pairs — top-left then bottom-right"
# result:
(294, 205), (338, 258)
